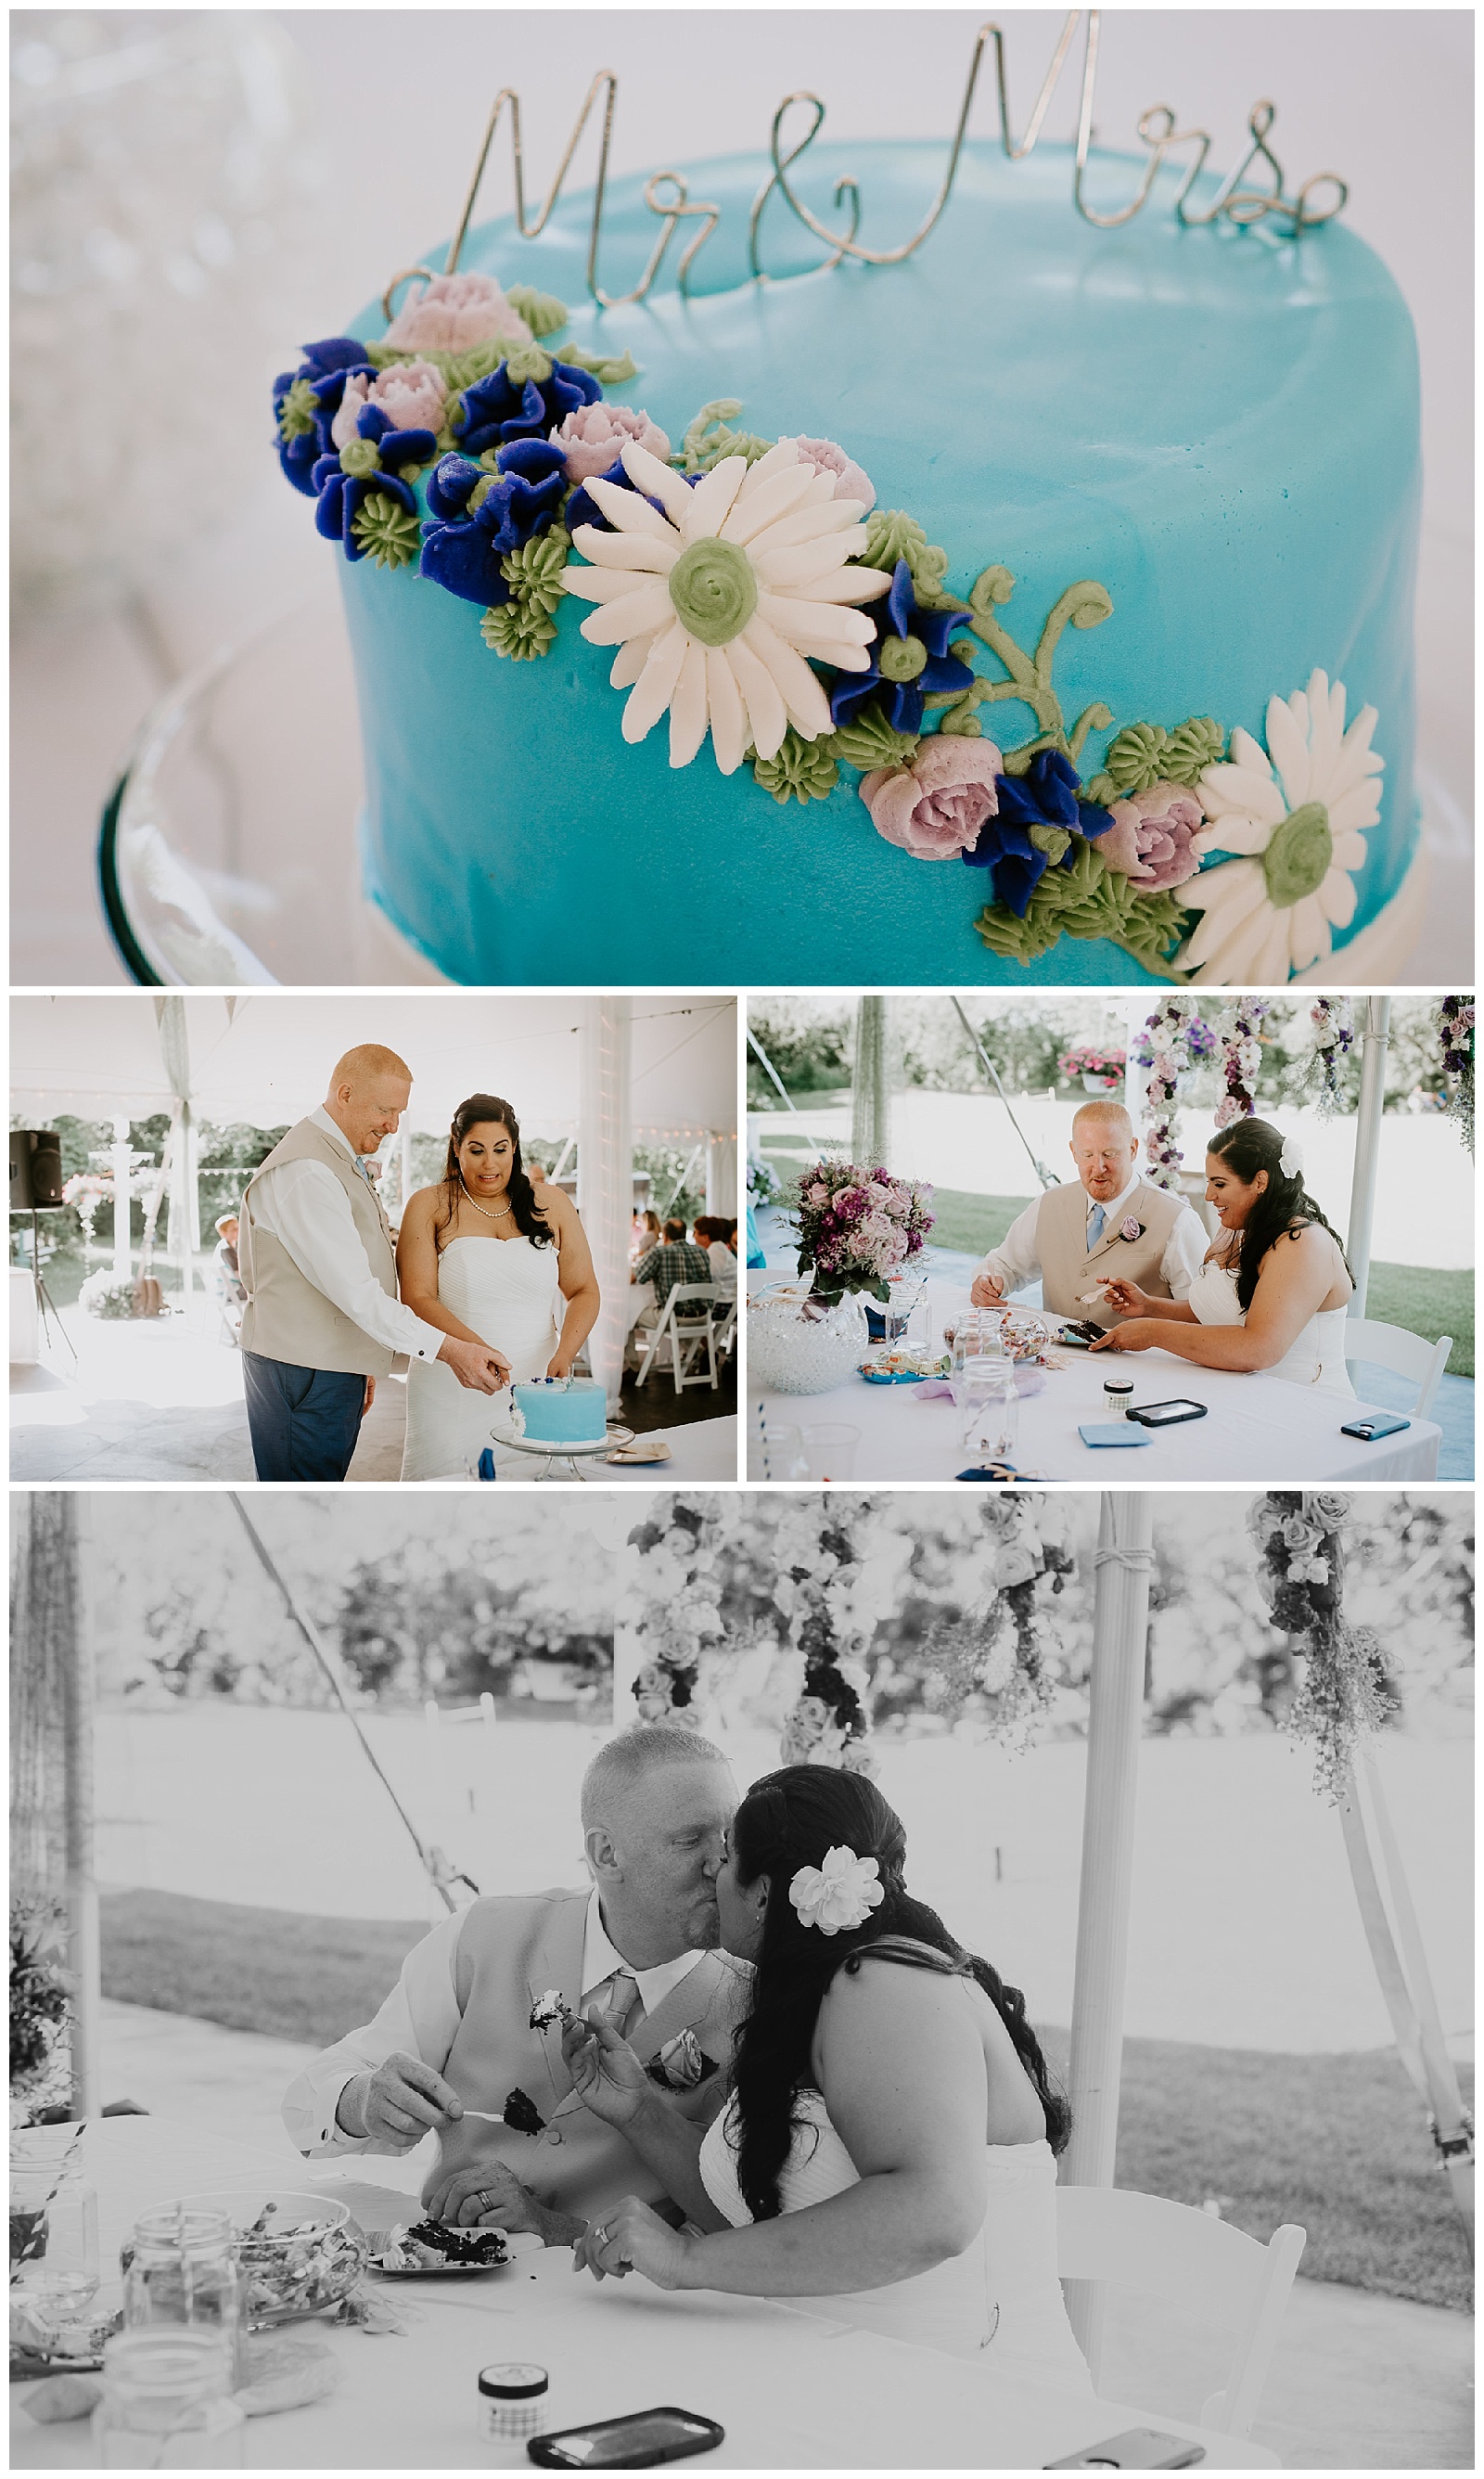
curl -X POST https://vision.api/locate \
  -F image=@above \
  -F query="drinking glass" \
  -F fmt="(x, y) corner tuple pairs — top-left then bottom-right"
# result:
(9, 2165), (98, 2353)
(959, 1357), (1019, 1467)
(801, 1423), (861, 1482)
(94, 2329), (245, 2469)
(756, 1419), (809, 1480)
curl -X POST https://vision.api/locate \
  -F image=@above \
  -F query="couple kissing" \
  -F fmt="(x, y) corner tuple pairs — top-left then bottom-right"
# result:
(283, 1725), (1093, 2394)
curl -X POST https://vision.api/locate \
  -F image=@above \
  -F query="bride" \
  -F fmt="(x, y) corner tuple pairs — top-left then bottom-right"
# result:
(1093, 1116), (1355, 1394)
(561, 1766), (1093, 2393)
(397, 1095), (601, 1479)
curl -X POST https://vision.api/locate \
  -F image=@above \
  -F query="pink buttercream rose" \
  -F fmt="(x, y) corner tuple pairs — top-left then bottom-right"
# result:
(860, 737), (1005, 863)
(330, 361), (446, 450)
(554, 402), (672, 484)
(381, 270), (531, 353)
(1097, 780), (1205, 892)
(791, 434), (876, 507)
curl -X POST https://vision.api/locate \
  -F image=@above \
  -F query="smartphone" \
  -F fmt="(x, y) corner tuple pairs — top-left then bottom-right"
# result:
(529, 2409), (724, 2469)
(1045, 2430), (1206, 2469)
(1339, 1413), (1411, 1442)
(1126, 1399), (1209, 1428)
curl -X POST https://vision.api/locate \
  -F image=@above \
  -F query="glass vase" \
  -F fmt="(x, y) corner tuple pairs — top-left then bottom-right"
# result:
(748, 1290), (870, 1395)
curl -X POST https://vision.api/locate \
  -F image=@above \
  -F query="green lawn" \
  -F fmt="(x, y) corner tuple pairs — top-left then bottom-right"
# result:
(101, 1892), (1471, 2312)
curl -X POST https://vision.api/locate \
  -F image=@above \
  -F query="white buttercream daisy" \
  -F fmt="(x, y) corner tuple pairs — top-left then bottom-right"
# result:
(561, 438), (891, 771)
(1182, 671), (1383, 983)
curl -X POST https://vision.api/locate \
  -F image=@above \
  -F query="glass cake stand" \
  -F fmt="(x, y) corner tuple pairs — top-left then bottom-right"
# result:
(97, 585), (445, 986)
(485, 1420), (636, 1482)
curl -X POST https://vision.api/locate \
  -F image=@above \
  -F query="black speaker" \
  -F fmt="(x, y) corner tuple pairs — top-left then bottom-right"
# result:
(10, 1131), (65, 1212)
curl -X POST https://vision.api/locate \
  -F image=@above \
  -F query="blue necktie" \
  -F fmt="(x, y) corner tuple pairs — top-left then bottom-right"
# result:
(1088, 1205), (1107, 1250)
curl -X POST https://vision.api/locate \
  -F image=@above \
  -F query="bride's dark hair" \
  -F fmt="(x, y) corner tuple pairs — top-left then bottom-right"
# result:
(434, 1095), (553, 1251)
(1207, 1117), (1350, 1313)
(728, 1766), (1069, 2222)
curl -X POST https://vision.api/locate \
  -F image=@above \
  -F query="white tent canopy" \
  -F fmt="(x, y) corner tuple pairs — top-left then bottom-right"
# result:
(9, 993), (736, 1142)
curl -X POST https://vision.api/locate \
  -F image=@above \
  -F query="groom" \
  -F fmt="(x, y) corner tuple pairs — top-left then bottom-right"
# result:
(237, 1044), (508, 1483)
(282, 1725), (750, 2244)
(970, 1098), (1208, 1328)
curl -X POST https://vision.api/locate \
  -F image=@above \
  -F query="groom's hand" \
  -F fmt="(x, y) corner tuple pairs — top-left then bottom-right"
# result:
(970, 1270), (1004, 1307)
(362, 1377), (377, 1416)
(337, 2053), (463, 2148)
(424, 2159), (584, 2247)
(438, 1336), (512, 1393)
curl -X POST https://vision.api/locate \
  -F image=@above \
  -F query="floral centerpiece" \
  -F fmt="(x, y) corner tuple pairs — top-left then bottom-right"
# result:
(752, 1161), (935, 1394)
(10, 1902), (71, 2128)
(1057, 1042), (1127, 1092)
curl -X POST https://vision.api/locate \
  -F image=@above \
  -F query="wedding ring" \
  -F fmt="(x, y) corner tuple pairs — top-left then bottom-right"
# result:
(592, 2224), (609, 2248)
(478, 2190), (494, 2210)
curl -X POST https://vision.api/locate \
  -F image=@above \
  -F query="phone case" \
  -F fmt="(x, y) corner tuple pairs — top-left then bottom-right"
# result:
(1126, 1401), (1209, 1428)
(1043, 2428), (1205, 2469)
(1340, 1414), (1410, 1440)
(1078, 1422), (1151, 1448)
(528, 2409), (724, 2470)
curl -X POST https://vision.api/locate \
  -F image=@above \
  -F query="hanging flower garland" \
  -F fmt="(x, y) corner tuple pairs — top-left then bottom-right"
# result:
(1436, 996), (1475, 1159)
(627, 1497), (728, 1726)
(1215, 995), (1267, 1127)
(1288, 997), (1354, 1120)
(1134, 995), (1215, 1188)
(922, 1496), (1075, 1746)
(1247, 1491), (1394, 1799)
(772, 1496), (883, 1775)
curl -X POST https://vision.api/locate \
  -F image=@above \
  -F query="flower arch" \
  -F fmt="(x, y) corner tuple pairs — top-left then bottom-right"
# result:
(922, 1496), (1076, 1743)
(622, 1496), (729, 1726)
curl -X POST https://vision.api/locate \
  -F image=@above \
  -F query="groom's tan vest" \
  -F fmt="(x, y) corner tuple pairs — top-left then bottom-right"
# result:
(429, 1888), (751, 2224)
(1036, 1178), (1188, 1326)
(237, 1118), (399, 1377)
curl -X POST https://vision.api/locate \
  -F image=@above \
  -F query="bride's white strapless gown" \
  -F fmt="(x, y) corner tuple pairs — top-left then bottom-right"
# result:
(698, 2091), (1094, 2393)
(401, 1236), (561, 1480)
(1186, 1261), (1356, 1396)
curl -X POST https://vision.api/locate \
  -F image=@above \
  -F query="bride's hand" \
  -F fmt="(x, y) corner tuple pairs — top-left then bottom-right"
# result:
(1090, 1319), (1158, 1354)
(560, 2013), (652, 2130)
(574, 2197), (696, 2289)
(1098, 1278), (1150, 1316)
(546, 1350), (575, 1379)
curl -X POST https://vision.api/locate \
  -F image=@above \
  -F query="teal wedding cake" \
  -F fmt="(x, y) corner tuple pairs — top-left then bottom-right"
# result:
(273, 97), (1421, 988)
(509, 1376), (608, 1445)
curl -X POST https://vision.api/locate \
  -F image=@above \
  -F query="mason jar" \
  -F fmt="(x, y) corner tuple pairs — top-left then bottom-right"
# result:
(121, 2206), (244, 2383)
(9, 2165), (98, 2355)
(93, 2328), (245, 2468)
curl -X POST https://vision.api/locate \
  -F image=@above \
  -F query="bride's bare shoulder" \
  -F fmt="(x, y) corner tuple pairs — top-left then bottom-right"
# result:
(400, 1185), (445, 1228)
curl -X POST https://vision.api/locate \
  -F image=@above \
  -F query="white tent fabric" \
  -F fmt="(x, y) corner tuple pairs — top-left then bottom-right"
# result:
(579, 999), (635, 1409)
(9, 994), (736, 1142)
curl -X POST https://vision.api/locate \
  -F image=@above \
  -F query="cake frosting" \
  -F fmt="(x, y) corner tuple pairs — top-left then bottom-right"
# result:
(508, 1376), (608, 1445)
(274, 125), (1420, 987)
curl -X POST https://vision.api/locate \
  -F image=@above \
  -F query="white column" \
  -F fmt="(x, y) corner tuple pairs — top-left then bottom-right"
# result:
(399, 1124), (414, 1224)
(706, 1134), (738, 1215)
(1062, 1490), (1155, 2383)
(578, 996), (634, 1410)
(1346, 995), (1391, 1318)
(64, 1501), (102, 2119)
(110, 1116), (132, 1281)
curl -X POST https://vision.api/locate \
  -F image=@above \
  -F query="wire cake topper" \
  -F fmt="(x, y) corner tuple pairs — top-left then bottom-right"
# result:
(381, 11), (1348, 317)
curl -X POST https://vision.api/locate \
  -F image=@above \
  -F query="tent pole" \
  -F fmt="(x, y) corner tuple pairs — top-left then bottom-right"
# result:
(1062, 1490), (1155, 2383)
(110, 1118), (132, 1282)
(60, 1499), (102, 2120)
(578, 996), (634, 1411)
(1346, 995), (1390, 1317)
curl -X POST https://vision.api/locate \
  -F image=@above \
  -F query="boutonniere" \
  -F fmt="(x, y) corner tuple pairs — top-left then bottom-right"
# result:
(646, 2029), (715, 2091)
(1119, 1217), (1145, 1244)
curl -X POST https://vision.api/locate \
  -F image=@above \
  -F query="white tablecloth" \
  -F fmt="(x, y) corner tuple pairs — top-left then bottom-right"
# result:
(748, 1278), (1439, 1483)
(10, 2121), (1274, 2471)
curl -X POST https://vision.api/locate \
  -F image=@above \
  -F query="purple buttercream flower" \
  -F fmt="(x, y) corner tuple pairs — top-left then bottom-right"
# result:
(1097, 781), (1206, 893)
(860, 737), (1004, 861)
(829, 559), (974, 737)
(453, 358), (601, 460)
(420, 438), (569, 606)
(963, 749), (1116, 918)
(272, 335), (376, 495)
(310, 400), (437, 560)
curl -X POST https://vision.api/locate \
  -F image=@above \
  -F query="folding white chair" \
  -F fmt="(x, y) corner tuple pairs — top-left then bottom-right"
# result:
(1343, 1317), (1452, 1419)
(1055, 2185), (1306, 2438)
(633, 1284), (721, 1394)
(711, 1298), (737, 1363)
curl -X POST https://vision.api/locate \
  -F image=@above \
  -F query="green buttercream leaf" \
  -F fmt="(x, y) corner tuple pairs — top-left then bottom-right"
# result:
(481, 600), (559, 661)
(502, 340), (556, 385)
(558, 344), (640, 385)
(505, 283), (569, 339)
(972, 838), (1189, 975)
(937, 705), (983, 739)
(277, 377), (319, 443)
(368, 339), (514, 391)
(752, 727), (839, 805)
(349, 491), (421, 571)
(822, 706), (920, 773)
(1081, 772), (1118, 807)
(1104, 721), (1170, 793)
(680, 400), (774, 472)
(857, 510), (959, 608)
(501, 526), (571, 620)
(1027, 823), (1072, 864)
(1162, 715), (1226, 784)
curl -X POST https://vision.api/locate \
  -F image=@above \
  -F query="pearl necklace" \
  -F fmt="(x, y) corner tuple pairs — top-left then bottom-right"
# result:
(460, 1177), (516, 1224)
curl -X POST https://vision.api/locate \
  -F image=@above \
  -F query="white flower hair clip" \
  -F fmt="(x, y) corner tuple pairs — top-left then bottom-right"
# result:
(789, 1845), (885, 1936)
(1279, 1136), (1304, 1179)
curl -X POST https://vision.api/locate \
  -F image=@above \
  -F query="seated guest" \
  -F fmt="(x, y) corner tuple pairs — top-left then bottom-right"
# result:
(213, 1213), (246, 1337)
(631, 1217), (713, 1335)
(281, 1728), (749, 2243)
(631, 1209), (661, 1265)
(970, 1100), (1207, 1328)
(695, 1216), (737, 1311)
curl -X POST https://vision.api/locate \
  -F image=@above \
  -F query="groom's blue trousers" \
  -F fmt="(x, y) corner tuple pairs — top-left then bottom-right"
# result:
(241, 1351), (366, 1483)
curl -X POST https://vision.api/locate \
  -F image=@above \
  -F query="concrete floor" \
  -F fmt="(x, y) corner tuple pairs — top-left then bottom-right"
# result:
(89, 1999), (1473, 2469)
(9, 1302), (735, 1480)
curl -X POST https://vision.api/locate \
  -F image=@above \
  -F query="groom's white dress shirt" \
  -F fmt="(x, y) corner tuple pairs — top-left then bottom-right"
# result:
(282, 1886), (704, 2155)
(248, 1107), (443, 1365)
(979, 1173), (1208, 1300)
